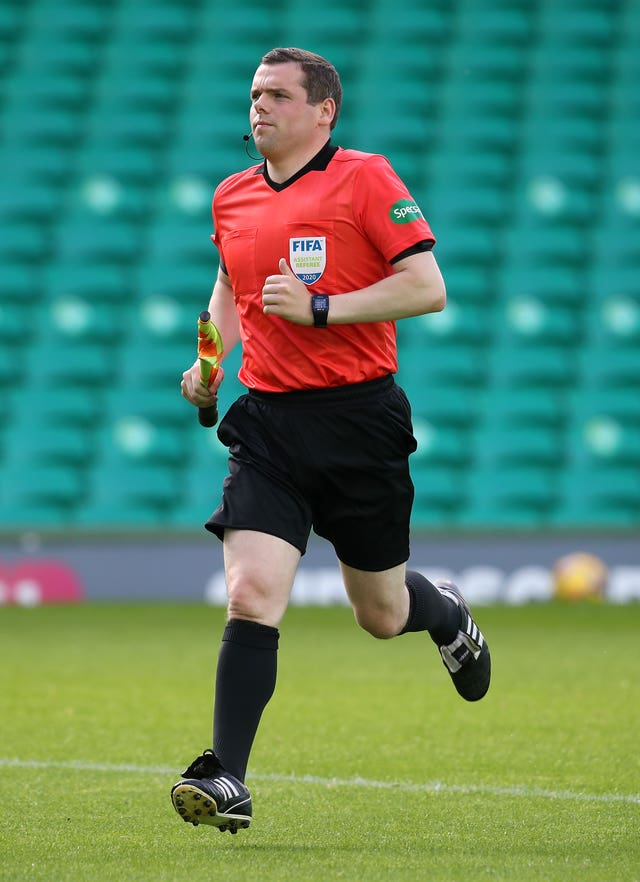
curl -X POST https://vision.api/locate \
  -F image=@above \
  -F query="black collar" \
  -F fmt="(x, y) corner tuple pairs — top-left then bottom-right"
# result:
(256, 140), (339, 191)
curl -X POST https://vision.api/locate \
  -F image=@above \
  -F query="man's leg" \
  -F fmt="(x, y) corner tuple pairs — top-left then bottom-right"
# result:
(214, 528), (300, 780)
(171, 529), (299, 831)
(341, 562), (490, 700)
(340, 563), (459, 640)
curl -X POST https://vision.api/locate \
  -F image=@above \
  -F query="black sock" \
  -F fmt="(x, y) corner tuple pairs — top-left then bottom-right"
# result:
(213, 618), (279, 782)
(400, 570), (461, 645)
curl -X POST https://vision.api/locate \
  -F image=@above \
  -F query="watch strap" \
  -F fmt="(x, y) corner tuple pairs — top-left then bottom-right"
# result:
(311, 293), (330, 328)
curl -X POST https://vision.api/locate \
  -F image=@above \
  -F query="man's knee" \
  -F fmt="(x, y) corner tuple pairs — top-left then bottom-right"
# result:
(226, 576), (275, 624)
(223, 530), (299, 626)
(353, 603), (404, 640)
(343, 564), (409, 639)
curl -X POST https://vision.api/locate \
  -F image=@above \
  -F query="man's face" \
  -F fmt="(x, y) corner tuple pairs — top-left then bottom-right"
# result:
(249, 62), (326, 158)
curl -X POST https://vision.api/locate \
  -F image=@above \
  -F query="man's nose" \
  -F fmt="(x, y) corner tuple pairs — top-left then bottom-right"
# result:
(253, 93), (269, 114)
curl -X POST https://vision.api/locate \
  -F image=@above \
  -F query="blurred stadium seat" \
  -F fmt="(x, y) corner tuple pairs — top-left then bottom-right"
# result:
(462, 465), (562, 528)
(0, 0), (638, 532)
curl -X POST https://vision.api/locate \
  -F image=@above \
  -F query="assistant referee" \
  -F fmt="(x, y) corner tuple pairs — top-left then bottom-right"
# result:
(172, 47), (491, 835)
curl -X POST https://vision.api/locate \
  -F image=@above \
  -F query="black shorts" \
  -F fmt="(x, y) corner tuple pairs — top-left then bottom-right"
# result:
(205, 374), (418, 571)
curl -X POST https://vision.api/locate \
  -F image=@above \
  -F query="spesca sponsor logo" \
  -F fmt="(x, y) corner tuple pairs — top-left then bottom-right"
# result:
(390, 198), (424, 224)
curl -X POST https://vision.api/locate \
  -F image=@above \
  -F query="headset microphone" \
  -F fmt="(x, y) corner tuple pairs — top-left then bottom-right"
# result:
(242, 132), (260, 160)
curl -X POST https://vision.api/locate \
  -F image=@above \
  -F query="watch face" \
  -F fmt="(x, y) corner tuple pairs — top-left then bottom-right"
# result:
(312, 295), (329, 327)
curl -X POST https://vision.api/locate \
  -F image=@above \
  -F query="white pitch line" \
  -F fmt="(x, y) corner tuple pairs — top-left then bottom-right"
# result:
(1, 758), (639, 806)
(253, 771), (640, 806)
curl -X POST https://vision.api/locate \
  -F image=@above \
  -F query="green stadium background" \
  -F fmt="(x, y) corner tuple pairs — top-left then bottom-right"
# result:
(0, 0), (639, 544)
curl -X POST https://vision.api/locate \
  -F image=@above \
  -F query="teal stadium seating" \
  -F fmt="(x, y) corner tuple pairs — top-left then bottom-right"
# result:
(1, 0), (639, 531)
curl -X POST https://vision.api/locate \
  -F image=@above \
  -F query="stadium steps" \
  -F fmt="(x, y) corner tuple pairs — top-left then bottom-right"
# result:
(0, 0), (638, 531)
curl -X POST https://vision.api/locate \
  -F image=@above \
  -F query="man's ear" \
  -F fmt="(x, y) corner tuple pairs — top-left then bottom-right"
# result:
(318, 97), (336, 128)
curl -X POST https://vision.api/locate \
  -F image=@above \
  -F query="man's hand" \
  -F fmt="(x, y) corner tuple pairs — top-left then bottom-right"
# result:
(181, 360), (224, 407)
(262, 258), (313, 325)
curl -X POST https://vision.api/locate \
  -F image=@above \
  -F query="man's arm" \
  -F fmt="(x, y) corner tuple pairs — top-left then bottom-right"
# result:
(323, 250), (446, 324)
(181, 267), (241, 407)
(205, 266), (242, 351)
(261, 250), (446, 326)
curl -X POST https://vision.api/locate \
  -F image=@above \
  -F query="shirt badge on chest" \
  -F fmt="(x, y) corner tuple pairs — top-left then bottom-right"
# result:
(289, 236), (326, 285)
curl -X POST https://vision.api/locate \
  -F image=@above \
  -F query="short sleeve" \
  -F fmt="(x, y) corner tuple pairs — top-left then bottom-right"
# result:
(351, 154), (435, 264)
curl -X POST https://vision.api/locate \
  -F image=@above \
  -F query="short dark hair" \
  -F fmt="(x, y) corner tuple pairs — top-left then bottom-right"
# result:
(260, 47), (342, 130)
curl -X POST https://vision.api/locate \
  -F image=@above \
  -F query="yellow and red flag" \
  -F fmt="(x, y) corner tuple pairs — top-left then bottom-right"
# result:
(197, 310), (223, 427)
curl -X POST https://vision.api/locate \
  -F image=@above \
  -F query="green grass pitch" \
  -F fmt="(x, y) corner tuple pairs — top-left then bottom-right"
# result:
(1, 601), (639, 882)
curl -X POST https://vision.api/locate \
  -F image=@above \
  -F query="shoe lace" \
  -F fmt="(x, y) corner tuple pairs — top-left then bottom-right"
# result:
(181, 749), (222, 779)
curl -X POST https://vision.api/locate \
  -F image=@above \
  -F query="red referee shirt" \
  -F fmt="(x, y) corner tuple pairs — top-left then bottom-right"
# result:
(212, 144), (435, 392)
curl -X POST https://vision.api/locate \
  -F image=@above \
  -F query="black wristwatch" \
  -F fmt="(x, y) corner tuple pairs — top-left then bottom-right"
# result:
(311, 294), (330, 328)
